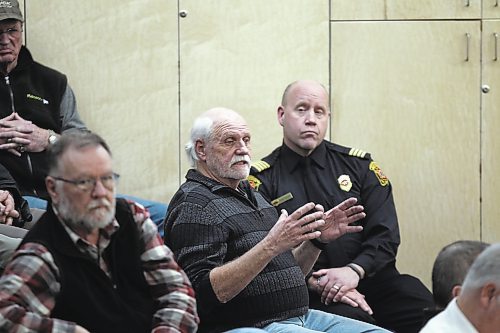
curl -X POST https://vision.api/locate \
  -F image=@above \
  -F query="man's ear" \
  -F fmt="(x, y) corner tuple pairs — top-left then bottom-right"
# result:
(478, 283), (497, 308)
(195, 139), (207, 161)
(45, 176), (59, 203)
(277, 106), (285, 126)
(451, 285), (462, 298)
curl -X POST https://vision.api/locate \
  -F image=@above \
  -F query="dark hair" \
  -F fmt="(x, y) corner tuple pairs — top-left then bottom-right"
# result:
(432, 240), (489, 308)
(46, 130), (111, 175)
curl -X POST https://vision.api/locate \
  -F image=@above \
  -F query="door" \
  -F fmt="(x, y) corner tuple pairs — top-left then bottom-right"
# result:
(481, 20), (500, 242)
(330, 20), (481, 285)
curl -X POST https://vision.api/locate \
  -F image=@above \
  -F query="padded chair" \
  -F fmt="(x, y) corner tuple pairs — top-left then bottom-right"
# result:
(24, 207), (45, 230)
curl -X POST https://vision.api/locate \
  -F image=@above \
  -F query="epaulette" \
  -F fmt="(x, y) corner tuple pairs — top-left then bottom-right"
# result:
(348, 148), (369, 159)
(251, 160), (271, 173)
(328, 142), (371, 160)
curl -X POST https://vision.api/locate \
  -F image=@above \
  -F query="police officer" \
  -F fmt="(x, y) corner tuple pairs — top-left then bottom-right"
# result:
(250, 80), (434, 333)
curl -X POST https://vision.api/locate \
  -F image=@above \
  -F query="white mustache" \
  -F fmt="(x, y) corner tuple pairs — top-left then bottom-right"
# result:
(231, 155), (251, 165)
(87, 199), (112, 210)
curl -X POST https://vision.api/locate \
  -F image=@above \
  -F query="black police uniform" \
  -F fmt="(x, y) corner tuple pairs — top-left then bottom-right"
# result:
(250, 140), (434, 333)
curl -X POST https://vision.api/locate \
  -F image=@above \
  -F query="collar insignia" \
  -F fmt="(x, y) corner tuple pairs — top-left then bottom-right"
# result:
(271, 192), (293, 207)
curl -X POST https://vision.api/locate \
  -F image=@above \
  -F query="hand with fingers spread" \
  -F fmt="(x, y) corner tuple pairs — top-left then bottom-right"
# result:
(317, 197), (365, 243)
(0, 189), (20, 225)
(264, 202), (325, 255)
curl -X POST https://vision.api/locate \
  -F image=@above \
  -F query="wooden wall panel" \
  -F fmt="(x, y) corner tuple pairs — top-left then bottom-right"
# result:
(178, 0), (329, 177)
(25, 0), (179, 203)
(331, 0), (481, 20)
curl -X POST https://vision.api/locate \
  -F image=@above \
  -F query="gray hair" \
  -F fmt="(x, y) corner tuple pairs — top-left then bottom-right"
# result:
(47, 130), (111, 175)
(461, 243), (500, 291)
(185, 116), (214, 167)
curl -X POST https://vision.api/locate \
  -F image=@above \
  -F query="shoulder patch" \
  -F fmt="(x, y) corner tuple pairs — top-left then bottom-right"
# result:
(247, 175), (262, 190)
(348, 148), (368, 159)
(369, 161), (389, 186)
(251, 160), (270, 173)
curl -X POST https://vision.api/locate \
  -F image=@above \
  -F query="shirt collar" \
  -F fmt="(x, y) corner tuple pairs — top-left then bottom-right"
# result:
(186, 169), (256, 203)
(187, 168), (251, 190)
(448, 298), (479, 333)
(281, 140), (328, 173)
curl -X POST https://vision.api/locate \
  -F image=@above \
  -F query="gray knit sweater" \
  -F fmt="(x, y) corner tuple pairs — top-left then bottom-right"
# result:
(164, 169), (308, 333)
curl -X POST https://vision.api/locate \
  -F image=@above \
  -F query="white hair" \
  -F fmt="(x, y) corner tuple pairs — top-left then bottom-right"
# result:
(185, 116), (214, 167)
(185, 107), (243, 167)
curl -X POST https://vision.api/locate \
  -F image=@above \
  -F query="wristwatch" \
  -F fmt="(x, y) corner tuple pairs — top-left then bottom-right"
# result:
(47, 129), (58, 145)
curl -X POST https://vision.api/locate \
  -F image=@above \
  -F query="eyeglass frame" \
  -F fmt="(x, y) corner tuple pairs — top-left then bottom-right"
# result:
(51, 172), (120, 192)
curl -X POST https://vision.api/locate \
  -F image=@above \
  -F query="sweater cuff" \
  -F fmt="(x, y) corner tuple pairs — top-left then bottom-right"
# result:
(196, 273), (222, 313)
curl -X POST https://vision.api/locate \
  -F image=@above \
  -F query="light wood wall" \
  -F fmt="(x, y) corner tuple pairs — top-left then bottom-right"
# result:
(19, 0), (499, 287)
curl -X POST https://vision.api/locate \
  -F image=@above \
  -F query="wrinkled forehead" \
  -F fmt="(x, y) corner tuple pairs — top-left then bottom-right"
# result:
(211, 118), (250, 140)
(58, 145), (112, 174)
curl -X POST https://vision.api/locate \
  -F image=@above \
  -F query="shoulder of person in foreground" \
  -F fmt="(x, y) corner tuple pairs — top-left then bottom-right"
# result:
(122, 199), (199, 332)
(0, 240), (79, 332)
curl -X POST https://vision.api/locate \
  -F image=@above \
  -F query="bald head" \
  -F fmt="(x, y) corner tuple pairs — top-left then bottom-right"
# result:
(278, 80), (330, 156)
(281, 80), (330, 107)
(199, 107), (246, 126)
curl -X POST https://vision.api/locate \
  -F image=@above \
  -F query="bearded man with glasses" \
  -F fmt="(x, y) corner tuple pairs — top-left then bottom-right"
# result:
(0, 131), (199, 333)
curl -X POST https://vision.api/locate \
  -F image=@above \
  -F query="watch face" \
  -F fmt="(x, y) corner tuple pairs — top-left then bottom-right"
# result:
(49, 134), (57, 144)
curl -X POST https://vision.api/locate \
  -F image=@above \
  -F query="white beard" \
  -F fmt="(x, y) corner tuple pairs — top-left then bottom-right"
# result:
(57, 194), (116, 233)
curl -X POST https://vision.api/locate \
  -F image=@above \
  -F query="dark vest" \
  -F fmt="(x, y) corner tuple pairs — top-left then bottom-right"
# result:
(0, 46), (67, 199)
(21, 199), (154, 333)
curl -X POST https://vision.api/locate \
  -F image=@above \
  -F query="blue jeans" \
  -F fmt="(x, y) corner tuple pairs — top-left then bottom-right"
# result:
(262, 309), (389, 333)
(225, 329), (267, 333)
(24, 194), (167, 236)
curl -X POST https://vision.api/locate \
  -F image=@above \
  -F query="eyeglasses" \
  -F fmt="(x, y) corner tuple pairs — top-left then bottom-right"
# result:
(52, 173), (120, 191)
(0, 28), (22, 39)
